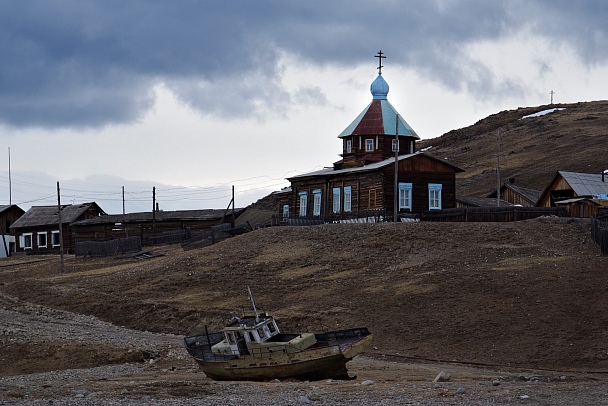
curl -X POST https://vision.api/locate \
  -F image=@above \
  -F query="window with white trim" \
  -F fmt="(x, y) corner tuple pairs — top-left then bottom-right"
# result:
(37, 232), (47, 248)
(51, 230), (61, 247)
(332, 188), (341, 213)
(365, 139), (374, 152)
(428, 183), (442, 210)
(299, 192), (308, 217)
(398, 183), (413, 210)
(344, 186), (352, 212)
(346, 140), (352, 153)
(313, 189), (322, 216)
(282, 204), (290, 219)
(22, 233), (33, 250)
(392, 139), (399, 152)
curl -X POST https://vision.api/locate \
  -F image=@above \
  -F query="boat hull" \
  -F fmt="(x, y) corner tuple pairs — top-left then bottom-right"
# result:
(185, 328), (372, 381)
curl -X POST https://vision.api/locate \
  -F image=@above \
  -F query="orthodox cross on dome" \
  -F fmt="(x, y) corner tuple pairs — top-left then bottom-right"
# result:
(375, 50), (386, 74)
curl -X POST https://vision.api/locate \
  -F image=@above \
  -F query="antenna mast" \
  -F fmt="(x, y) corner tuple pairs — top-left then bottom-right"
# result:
(247, 286), (260, 323)
(496, 129), (501, 207)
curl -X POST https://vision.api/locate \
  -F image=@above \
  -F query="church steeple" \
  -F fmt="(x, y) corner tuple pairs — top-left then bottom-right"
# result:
(337, 51), (420, 169)
(371, 50), (389, 100)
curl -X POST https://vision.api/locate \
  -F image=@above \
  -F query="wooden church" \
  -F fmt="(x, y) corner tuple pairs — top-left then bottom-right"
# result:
(280, 51), (463, 222)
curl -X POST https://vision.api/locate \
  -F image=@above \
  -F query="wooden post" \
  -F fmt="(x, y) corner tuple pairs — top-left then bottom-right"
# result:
(496, 129), (501, 207)
(152, 186), (156, 238)
(57, 182), (65, 273)
(394, 114), (399, 222)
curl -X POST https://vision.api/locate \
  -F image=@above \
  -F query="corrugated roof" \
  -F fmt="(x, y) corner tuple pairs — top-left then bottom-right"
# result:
(560, 171), (608, 196)
(10, 203), (104, 228)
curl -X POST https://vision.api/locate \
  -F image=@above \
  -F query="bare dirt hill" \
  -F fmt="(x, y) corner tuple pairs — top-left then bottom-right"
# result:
(417, 100), (608, 197)
(2, 219), (607, 377)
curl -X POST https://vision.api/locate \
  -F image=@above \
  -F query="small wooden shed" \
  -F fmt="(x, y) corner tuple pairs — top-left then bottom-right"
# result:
(537, 170), (608, 217)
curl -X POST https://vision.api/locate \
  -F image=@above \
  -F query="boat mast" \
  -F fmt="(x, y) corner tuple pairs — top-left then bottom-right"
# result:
(247, 286), (260, 323)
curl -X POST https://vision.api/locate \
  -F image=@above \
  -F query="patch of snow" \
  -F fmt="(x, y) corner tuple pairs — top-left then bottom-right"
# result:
(521, 108), (565, 119)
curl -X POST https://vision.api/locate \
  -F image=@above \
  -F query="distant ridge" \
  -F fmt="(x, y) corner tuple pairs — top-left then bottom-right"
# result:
(418, 100), (608, 197)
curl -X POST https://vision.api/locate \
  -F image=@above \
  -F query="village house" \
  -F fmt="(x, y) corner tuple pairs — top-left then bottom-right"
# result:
(0, 204), (25, 257)
(70, 208), (243, 247)
(486, 182), (542, 207)
(281, 52), (463, 222)
(537, 170), (608, 218)
(10, 202), (106, 254)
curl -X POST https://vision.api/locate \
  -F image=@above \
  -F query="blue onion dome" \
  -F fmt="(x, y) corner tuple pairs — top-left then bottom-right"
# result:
(370, 73), (389, 100)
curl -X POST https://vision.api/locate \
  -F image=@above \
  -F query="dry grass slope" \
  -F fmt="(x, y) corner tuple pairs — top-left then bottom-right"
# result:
(418, 100), (608, 197)
(2, 219), (607, 374)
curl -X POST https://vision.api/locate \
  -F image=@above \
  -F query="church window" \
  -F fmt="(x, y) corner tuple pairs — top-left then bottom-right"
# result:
(399, 183), (412, 210)
(299, 192), (308, 217)
(344, 186), (352, 212)
(428, 184), (442, 210)
(313, 189), (322, 216)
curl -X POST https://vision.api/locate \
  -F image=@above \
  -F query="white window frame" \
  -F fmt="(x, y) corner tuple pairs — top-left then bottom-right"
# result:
(22, 233), (33, 250)
(51, 230), (61, 247)
(365, 139), (374, 152)
(37, 232), (48, 248)
(346, 140), (352, 154)
(298, 192), (308, 217)
(392, 139), (399, 152)
(313, 189), (322, 217)
(332, 188), (341, 213)
(398, 183), (413, 211)
(282, 204), (290, 219)
(428, 183), (443, 210)
(344, 186), (352, 212)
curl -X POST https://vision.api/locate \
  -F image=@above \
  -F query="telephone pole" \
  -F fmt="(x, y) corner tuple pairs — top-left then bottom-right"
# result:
(57, 182), (65, 273)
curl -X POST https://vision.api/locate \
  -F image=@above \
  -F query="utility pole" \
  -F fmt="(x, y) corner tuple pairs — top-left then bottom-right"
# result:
(496, 130), (501, 207)
(8, 147), (11, 205)
(152, 186), (156, 237)
(122, 186), (125, 215)
(393, 114), (399, 222)
(57, 182), (65, 273)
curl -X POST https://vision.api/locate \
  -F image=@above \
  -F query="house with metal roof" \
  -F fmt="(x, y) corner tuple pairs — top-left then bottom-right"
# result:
(281, 51), (464, 222)
(537, 170), (608, 217)
(10, 202), (106, 254)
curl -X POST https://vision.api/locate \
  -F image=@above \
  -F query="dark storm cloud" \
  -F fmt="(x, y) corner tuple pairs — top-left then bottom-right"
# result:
(0, 1), (605, 129)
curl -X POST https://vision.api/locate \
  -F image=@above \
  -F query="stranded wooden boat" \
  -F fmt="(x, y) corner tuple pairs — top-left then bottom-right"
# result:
(184, 288), (372, 381)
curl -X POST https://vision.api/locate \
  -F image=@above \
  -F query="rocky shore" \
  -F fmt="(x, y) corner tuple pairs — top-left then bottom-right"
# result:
(3, 292), (608, 405)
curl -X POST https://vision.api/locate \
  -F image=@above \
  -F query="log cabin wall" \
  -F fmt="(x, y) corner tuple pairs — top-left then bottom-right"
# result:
(501, 187), (535, 207)
(289, 155), (460, 220)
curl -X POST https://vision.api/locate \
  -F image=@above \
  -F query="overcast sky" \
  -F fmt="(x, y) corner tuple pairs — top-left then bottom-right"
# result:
(1, 1), (607, 213)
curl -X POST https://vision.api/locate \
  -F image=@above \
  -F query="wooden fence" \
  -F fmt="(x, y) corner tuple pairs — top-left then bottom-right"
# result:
(421, 206), (566, 222)
(75, 237), (141, 257)
(591, 216), (608, 256)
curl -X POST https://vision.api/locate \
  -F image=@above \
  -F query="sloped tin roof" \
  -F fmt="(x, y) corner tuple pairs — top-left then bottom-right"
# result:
(10, 203), (104, 228)
(288, 152), (463, 180)
(71, 209), (243, 226)
(560, 171), (608, 196)
(338, 99), (419, 139)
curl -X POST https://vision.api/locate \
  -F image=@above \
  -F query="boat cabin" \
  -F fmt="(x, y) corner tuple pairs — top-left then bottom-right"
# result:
(213, 314), (281, 356)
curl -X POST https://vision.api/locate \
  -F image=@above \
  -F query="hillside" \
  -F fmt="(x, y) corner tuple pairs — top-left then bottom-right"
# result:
(418, 100), (608, 197)
(2, 219), (607, 376)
